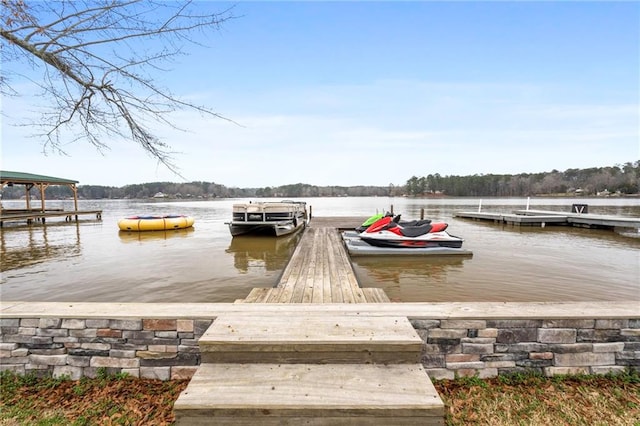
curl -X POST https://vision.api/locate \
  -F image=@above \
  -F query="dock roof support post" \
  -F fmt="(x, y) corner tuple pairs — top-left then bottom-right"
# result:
(71, 184), (78, 220)
(24, 184), (32, 211)
(37, 183), (49, 212)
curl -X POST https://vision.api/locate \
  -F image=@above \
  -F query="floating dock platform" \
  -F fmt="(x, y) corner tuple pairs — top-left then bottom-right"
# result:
(343, 235), (473, 257)
(454, 208), (640, 231)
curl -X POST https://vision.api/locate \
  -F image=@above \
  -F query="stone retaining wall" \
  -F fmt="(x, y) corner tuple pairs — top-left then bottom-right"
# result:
(1, 304), (638, 380)
(0, 317), (213, 380)
(412, 318), (640, 379)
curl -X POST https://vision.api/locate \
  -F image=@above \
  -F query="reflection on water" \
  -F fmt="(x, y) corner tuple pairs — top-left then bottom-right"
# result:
(226, 233), (302, 273)
(118, 227), (195, 243)
(352, 256), (471, 302)
(1, 222), (82, 273)
(353, 256), (469, 283)
(0, 197), (638, 303)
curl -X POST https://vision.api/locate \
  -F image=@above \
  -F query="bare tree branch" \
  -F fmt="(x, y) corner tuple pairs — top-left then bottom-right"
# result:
(0, 0), (239, 176)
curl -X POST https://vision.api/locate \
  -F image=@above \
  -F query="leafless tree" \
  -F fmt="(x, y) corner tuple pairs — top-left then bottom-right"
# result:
(1, 0), (236, 175)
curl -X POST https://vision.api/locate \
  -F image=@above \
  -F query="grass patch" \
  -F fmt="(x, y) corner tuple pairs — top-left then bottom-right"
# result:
(0, 370), (188, 425)
(434, 370), (640, 425)
(1, 369), (639, 425)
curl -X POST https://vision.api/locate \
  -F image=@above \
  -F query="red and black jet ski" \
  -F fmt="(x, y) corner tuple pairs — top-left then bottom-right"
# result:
(359, 215), (464, 249)
(355, 212), (432, 233)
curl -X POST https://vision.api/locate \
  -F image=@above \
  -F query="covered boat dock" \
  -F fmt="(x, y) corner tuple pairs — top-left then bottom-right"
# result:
(0, 170), (102, 226)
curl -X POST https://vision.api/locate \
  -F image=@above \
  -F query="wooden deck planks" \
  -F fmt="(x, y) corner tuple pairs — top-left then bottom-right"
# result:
(362, 288), (391, 303)
(241, 220), (389, 304)
(321, 234), (332, 303)
(274, 229), (309, 303)
(324, 230), (345, 303)
(175, 363), (445, 424)
(302, 229), (320, 303)
(278, 227), (353, 303)
(455, 209), (640, 230)
(0, 209), (103, 226)
(330, 228), (366, 303)
(237, 288), (270, 303)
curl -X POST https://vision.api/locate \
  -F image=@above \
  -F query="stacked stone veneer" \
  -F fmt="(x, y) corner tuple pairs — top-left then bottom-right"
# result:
(1, 313), (639, 380)
(412, 318), (640, 379)
(0, 317), (212, 380)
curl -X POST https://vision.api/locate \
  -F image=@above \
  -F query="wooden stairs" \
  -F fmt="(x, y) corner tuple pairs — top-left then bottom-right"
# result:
(173, 313), (444, 425)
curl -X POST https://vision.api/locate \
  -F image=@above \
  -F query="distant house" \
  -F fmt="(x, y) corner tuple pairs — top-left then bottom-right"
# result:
(153, 192), (167, 198)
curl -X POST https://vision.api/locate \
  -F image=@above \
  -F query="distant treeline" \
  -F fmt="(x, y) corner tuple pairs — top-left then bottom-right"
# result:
(405, 161), (639, 197)
(1, 162), (638, 200)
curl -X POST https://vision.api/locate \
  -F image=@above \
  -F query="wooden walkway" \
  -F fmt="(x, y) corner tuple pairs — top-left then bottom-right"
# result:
(0, 209), (103, 226)
(455, 209), (640, 230)
(238, 218), (390, 303)
(515, 209), (640, 229)
(176, 216), (443, 423)
(453, 211), (568, 227)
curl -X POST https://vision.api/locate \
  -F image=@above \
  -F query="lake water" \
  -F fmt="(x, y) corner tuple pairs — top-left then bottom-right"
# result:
(1, 197), (638, 303)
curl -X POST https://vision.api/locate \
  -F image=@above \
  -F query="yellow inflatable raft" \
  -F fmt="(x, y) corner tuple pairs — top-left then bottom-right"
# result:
(117, 215), (195, 232)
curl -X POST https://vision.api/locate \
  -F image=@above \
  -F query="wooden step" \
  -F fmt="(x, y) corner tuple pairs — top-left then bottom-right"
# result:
(361, 287), (391, 303)
(199, 314), (423, 364)
(174, 363), (444, 425)
(239, 287), (391, 303)
(237, 287), (272, 303)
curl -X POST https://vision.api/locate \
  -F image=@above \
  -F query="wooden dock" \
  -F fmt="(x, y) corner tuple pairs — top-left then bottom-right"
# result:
(238, 218), (390, 303)
(174, 217), (446, 424)
(176, 313), (444, 425)
(0, 209), (103, 226)
(455, 209), (640, 231)
(515, 209), (640, 230)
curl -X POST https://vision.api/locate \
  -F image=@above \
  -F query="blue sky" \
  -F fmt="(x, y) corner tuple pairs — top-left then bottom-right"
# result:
(2, 1), (638, 187)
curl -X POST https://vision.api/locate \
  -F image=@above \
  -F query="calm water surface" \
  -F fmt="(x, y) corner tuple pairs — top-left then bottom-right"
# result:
(1, 197), (638, 303)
